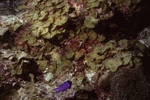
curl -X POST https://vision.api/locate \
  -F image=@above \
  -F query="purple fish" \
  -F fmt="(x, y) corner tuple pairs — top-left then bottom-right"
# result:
(61, 53), (65, 55)
(54, 81), (72, 93)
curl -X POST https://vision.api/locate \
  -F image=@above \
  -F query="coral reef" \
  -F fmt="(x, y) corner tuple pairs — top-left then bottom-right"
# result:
(1, 0), (150, 100)
(138, 26), (150, 48)
(110, 68), (150, 100)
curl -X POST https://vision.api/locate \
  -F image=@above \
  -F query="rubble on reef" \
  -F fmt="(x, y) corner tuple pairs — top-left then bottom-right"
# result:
(1, 0), (150, 100)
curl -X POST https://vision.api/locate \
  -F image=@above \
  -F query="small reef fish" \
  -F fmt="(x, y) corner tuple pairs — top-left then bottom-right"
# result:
(54, 81), (72, 93)
(61, 53), (65, 55)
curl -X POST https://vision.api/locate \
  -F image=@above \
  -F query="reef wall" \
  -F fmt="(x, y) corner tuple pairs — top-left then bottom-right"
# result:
(0, 0), (150, 100)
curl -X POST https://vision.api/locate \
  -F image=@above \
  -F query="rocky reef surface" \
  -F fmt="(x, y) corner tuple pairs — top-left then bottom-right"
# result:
(0, 0), (150, 100)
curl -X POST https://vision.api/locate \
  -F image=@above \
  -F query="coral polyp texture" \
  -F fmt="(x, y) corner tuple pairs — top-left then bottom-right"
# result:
(1, 0), (150, 100)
